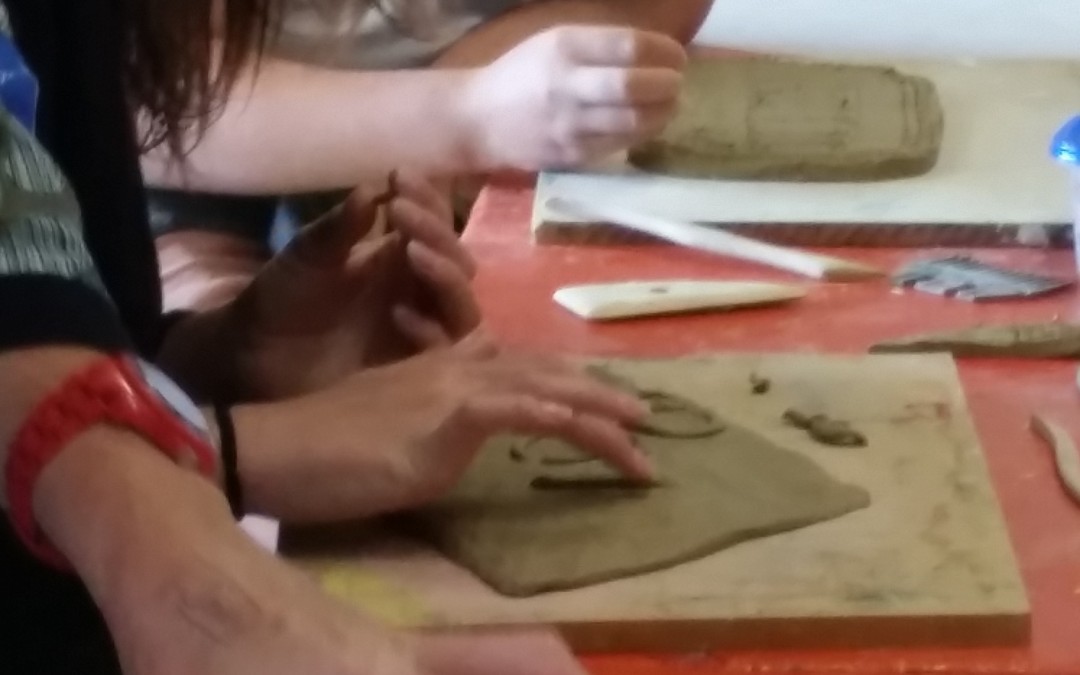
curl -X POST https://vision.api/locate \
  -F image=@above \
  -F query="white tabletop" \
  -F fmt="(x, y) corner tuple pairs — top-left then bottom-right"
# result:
(694, 0), (1080, 60)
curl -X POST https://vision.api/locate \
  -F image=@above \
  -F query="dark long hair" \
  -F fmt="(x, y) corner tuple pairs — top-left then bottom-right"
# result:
(125, 0), (281, 154)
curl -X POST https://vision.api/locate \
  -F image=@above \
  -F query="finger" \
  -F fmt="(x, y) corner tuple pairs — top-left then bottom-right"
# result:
(286, 185), (385, 267)
(344, 231), (403, 280)
(547, 411), (655, 480)
(453, 328), (500, 361)
(391, 200), (477, 278)
(407, 240), (482, 338)
(547, 134), (645, 168)
(392, 171), (455, 225)
(563, 66), (683, 106)
(392, 304), (454, 350)
(491, 366), (649, 424)
(568, 101), (678, 138)
(444, 395), (654, 480)
(557, 26), (687, 69)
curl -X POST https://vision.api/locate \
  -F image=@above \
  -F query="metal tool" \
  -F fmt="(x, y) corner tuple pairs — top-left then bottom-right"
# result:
(892, 256), (1072, 301)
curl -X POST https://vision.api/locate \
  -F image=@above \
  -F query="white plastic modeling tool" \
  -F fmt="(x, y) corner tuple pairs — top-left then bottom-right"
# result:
(554, 279), (806, 321)
(547, 197), (885, 282)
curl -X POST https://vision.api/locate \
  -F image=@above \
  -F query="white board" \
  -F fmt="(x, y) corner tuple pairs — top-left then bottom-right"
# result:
(533, 61), (1080, 246)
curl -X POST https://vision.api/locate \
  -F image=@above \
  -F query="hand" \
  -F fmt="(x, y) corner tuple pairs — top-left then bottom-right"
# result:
(33, 425), (587, 675)
(225, 171), (480, 399)
(461, 25), (687, 171)
(235, 331), (652, 522)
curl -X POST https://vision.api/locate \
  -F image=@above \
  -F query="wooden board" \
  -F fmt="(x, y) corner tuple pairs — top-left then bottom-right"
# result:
(532, 60), (1080, 248)
(282, 353), (1029, 652)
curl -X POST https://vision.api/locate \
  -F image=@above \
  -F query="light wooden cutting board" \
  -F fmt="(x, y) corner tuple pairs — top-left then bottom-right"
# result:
(533, 59), (1080, 248)
(283, 353), (1029, 652)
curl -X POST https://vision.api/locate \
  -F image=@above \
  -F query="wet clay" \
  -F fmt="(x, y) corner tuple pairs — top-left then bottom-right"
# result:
(1030, 415), (1080, 507)
(750, 373), (772, 394)
(784, 409), (867, 447)
(413, 369), (871, 597)
(871, 323), (1080, 358)
(629, 58), (944, 182)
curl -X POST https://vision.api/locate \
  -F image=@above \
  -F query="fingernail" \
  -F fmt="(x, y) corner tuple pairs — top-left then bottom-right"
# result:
(631, 451), (657, 479)
(406, 240), (437, 265)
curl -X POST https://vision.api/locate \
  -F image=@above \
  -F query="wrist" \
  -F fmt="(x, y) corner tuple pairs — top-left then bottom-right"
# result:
(228, 401), (291, 518)
(454, 68), (498, 173)
(33, 426), (237, 613)
(156, 307), (242, 403)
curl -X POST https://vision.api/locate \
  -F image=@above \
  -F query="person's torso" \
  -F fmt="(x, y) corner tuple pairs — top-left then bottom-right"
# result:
(2, 0), (161, 352)
(272, 0), (536, 69)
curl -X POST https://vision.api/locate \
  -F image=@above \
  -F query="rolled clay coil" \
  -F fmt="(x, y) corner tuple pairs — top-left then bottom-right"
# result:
(1030, 414), (1080, 507)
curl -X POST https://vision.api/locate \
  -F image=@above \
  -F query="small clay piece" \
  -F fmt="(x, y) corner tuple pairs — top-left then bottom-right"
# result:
(784, 409), (867, 447)
(750, 372), (771, 395)
(637, 390), (725, 438)
(1030, 415), (1080, 506)
(530, 476), (662, 491)
(539, 455), (597, 467)
(628, 58), (945, 182)
(871, 323), (1080, 358)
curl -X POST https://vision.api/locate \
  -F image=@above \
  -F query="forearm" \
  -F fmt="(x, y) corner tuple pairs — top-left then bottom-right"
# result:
(436, 0), (714, 67)
(34, 425), (235, 613)
(141, 59), (480, 194)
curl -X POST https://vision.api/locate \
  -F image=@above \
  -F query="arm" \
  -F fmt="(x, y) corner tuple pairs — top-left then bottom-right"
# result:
(140, 0), (713, 194)
(141, 62), (478, 193)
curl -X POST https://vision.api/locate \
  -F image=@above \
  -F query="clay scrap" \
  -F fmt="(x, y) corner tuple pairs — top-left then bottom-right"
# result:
(750, 372), (771, 394)
(628, 58), (945, 182)
(871, 323), (1080, 358)
(413, 366), (871, 597)
(784, 409), (868, 447)
(1030, 415), (1080, 507)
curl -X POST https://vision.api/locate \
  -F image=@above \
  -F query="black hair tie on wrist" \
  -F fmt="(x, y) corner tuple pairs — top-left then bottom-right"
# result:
(213, 402), (244, 519)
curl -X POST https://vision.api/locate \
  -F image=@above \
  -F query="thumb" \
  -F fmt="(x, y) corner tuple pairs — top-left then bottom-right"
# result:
(286, 181), (394, 267)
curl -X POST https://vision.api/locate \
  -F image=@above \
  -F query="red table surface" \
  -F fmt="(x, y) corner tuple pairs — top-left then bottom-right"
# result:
(462, 181), (1080, 675)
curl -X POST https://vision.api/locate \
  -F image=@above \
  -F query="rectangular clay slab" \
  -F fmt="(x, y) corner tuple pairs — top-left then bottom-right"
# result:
(629, 58), (945, 181)
(283, 353), (1028, 653)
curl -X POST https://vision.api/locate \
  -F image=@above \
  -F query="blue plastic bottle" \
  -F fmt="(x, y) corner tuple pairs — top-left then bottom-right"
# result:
(1051, 116), (1080, 270)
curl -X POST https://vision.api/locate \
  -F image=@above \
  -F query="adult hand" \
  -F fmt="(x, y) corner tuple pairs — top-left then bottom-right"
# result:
(461, 25), (687, 171)
(235, 330), (652, 522)
(224, 171), (480, 399)
(32, 393), (594, 675)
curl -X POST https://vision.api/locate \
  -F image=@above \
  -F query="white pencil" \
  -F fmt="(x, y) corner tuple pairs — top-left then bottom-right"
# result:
(547, 197), (885, 282)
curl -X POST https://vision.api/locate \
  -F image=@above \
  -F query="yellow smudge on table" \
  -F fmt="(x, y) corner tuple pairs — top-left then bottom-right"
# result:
(319, 566), (430, 627)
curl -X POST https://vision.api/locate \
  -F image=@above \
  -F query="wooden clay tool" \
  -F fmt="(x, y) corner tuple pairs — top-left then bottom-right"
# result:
(553, 280), (805, 321)
(547, 197), (885, 282)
